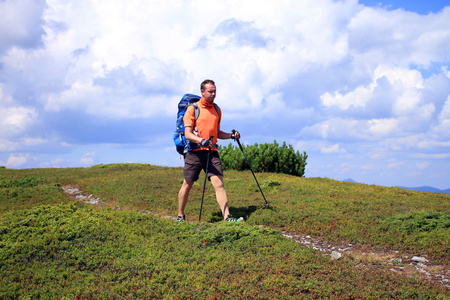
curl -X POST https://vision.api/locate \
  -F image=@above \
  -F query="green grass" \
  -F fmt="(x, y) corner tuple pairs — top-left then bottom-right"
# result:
(0, 164), (449, 299)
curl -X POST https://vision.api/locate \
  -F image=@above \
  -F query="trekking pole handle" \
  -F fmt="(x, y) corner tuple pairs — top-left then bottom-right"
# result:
(231, 129), (238, 141)
(231, 130), (243, 150)
(200, 136), (214, 148)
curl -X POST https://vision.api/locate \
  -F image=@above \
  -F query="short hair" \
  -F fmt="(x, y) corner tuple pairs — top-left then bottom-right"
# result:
(201, 79), (215, 91)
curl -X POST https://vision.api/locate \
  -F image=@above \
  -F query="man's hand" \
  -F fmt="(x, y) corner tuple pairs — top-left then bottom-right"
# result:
(231, 130), (241, 140)
(201, 139), (212, 147)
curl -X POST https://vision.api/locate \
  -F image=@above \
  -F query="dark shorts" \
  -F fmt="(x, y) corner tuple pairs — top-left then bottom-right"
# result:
(184, 150), (223, 182)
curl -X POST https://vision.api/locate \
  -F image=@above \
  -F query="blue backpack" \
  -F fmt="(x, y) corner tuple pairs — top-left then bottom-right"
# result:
(173, 94), (220, 155)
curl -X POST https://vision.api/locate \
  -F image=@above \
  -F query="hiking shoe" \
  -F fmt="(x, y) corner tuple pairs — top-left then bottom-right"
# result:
(225, 215), (244, 223)
(176, 215), (186, 222)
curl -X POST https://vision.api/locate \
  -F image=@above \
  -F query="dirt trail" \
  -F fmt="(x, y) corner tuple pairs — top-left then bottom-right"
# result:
(281, 231), (449, 289)
(62, 185), (449, 289)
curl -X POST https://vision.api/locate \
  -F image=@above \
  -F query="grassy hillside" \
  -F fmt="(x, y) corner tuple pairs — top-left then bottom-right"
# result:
(1, 164), (449, 299)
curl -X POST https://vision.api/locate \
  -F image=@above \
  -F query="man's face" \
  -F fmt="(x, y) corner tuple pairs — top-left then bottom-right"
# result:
(201, 83), (216, 103)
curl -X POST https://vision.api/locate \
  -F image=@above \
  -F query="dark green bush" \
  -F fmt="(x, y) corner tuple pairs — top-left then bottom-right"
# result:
(219, 141), (307, 177)
(0, 174), (47, 188)
(384, 211), (450, 233)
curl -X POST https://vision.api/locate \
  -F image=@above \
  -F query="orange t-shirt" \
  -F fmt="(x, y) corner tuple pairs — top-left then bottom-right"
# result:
(183, 99), (221, 151)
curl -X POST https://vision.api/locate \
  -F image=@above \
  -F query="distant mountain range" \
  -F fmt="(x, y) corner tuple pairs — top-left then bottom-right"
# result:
(397, 186), (450, 194)
(342, 179), (450, 195)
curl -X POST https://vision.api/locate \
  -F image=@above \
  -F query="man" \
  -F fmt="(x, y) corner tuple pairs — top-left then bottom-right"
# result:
(177, 79), (242, 223)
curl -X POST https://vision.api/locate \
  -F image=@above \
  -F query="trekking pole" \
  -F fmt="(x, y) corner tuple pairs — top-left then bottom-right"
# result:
(232, 130), (269, 207)
(199, 136), (214, 222)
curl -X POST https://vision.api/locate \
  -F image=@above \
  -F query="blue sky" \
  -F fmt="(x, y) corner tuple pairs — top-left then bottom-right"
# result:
(359, 0), (448, 15)
(1, 0), (449, 189)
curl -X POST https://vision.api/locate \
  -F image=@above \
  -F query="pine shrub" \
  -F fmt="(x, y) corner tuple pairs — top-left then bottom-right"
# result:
(219, 141), (308, 177)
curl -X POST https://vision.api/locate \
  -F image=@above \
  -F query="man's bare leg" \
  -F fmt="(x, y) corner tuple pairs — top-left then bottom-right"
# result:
(178, 179), (194, 218)
(210, 175), (230, 219)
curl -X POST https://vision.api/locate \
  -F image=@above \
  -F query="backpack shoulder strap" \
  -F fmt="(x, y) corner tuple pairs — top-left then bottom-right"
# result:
(192, 102), (199, 120)
(192, 102), (220, 123)
(213, 103), (221, 123)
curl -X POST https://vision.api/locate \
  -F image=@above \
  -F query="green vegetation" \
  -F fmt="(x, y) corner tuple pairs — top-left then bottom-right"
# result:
(1, 164), (449, 299)
(219, 141), (308, 177)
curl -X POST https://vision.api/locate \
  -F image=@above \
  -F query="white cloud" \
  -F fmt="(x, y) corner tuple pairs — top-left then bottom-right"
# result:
(381, 134), (450, 152)
(0, 140), (16, 152)
(42, 158), (64, 168)
(51, 158), (64, 164)
(321, 66), (426, 114)
(388, 161), (404, 169)
(321, 143), (347, 154)
(338, 162), (352, 173)
(417, 139), (450, 149)
(416, 162), (431, 170)
(6, 153), (37, 168)
(322, 85), (372, 110)
(439, 96), (450, 121)
(414, 153), (450, 159)
(367, 118), (400, 137)
(0, 0), (47, 54)
(33, 0), (364, 118)
(348, 6), (450, 67)
(0, 0), (449, 188)
(80, 152), (95, 166)
(0, 102), (39, 139)
(362, 163), (375, 170)
(301, 116), (407, 141)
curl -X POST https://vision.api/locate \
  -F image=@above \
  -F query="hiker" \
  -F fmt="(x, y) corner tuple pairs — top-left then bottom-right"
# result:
(177, 79), (241, 223)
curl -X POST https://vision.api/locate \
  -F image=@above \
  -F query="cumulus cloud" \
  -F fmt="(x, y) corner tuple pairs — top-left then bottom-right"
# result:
(199, 18), (271, 49)
(0, 105), (39, 138)
(388, 160), (404, 169)
(362, 163), (375, 170)
(0, 85), (39, 142)
(80, 152), (96, 166)
(439, 96), (450, 121)
(322, 66), (426, 111)
(348, 6), (450, 67)
(414, 153), (450, 159)
(321, 144), (347, 154)
(6, 153), (37, 168)
(0, 0), (47, 54)
(41, 158), (65, 168)
(0, 0), (449, 188)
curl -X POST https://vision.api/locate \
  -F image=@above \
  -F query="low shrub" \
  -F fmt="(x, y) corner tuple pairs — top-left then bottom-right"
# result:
(0, 165), (449, 298)
(219, 141), (308, 177)
(1, 204), (447, 299)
